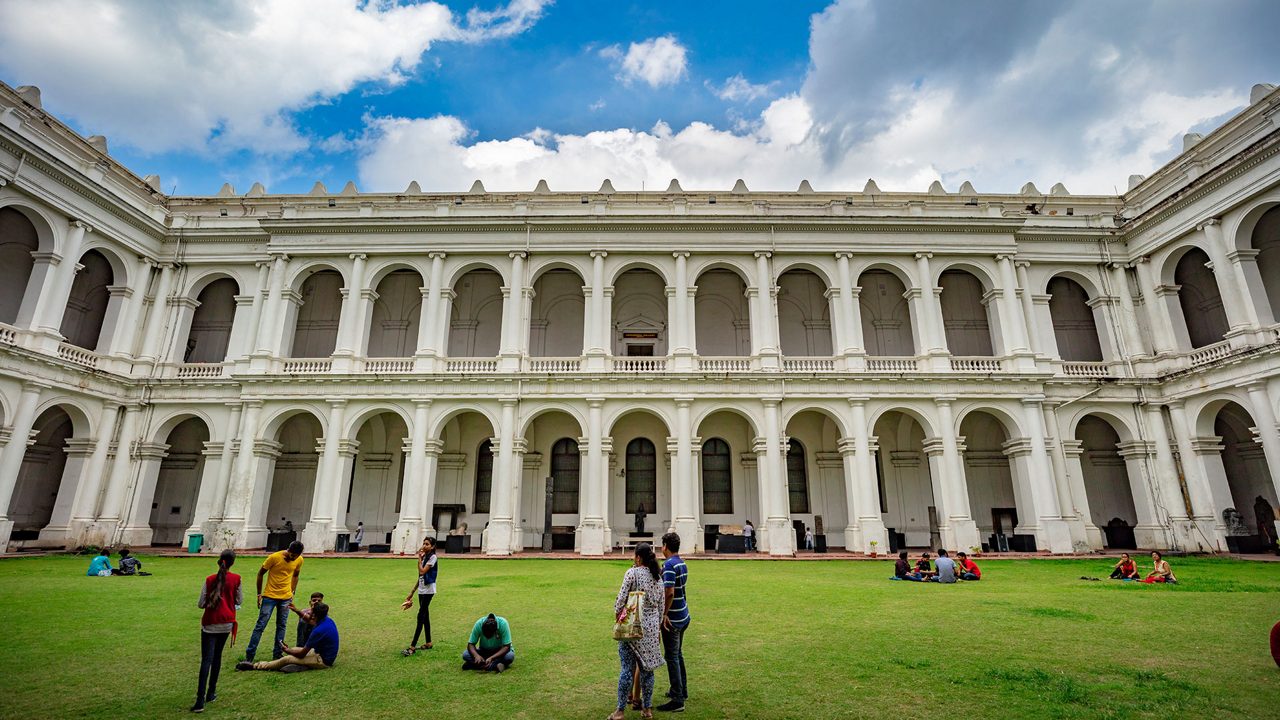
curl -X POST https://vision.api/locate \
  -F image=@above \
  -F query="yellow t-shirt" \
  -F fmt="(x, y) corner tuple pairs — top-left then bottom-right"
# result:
(261, 551), (303, 600)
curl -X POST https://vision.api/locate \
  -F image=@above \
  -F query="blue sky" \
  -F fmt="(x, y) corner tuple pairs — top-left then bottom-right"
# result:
(1, 1), (1277, 195)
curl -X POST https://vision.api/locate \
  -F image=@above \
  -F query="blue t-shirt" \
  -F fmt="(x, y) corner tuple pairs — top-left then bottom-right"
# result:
(305, 617), (340, 666)
(87, 556), (112, 576)
(662, 555), (690, 628)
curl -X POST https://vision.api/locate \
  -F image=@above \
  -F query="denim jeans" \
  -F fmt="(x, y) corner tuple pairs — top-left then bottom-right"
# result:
(197, 630), (229, 702)
(461, 648), (515, 669)
(245, 596), (291, 661)
(662, 621), (688, 702)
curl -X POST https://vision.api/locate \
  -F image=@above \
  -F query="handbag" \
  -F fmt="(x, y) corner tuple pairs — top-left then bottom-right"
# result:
(612, 590), (645, 640)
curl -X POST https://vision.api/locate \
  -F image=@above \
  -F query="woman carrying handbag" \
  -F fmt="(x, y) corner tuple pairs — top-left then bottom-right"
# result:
(609, 543), (665, 720)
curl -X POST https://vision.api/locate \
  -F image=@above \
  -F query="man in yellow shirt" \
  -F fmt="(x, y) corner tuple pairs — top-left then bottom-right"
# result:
(244, 541), (304, 662)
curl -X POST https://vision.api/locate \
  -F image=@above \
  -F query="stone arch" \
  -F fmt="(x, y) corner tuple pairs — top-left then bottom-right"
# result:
(445, 259), (508, 289)
(609, 259), (670, 286)
(286, 260), (347, 290)
(522, 409), (587, 529)
(184, 276), (240, 362)
(952, 403), (1025, 439)
(365, 259), (426, 289)
(448, 267), (504, 357)
(1171, 247), (1229, 348)
(1047, 274), (1105, 361)
(427, 404), (502, 441)
(694, 409), (761, 524)
(612, 267), (669, 357)
(1237, 203), (1280, 324)
(288, 265), (345, 358)
(957, 410), (1019, 539)
(938, 267), (996, 356)
(605, 406), (675, 436)
(1206, 400), (1278, 534)
(528, 257), (591, 286)
(1065, 405), (1137, 444)
(857, 266), (916, 356)
(6, 405), (80, 540)
(530, 266), (585, 357)
(0, 206), (46, 326)
(148, 408), (220, 446)
(259, 405), (328, 442)
(30, 397), (94, 437)
(694, 267), (751, 356)
(692, 403), (761, 437)
(772, 258), (835, 288)
(781, 403), (850, 437)
(1074, 413), (1140, 547)
(148, 416), (211, 545)
(342, 403), (414, 441)
(266, 411), (324, 534)
(0, 200), (58, 254)
(59, 248), (116, 351)
(866, 403), (937, 439)
(777, 267), (834, 356)
(784, 407), (849, 542)
(367, 268), (424, 357)
(349, 410), (412, 543)
(872, 408), (937, 547)
(517, 402), (587, 438)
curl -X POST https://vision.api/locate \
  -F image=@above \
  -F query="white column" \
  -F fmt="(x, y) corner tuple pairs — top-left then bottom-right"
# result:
(1107, 263), (1147, 359)
(761, 398), (791, 554)
(1133, 257), (1178, 355)
(914, 252), (947, 357)
(0, 381), (48, 551)
(673, 398), (699, 545)
(13, 250), (57, 330)
(1014, 261), (1039, 355)
(118, 442), (170, 547)
(302, 399), (347, 551)
(413, 253), (445, 370)
(1144, 404), (1192, 542)
(672, 252), (691, 355)
(67, 400), (121, 534)
(107, 281), (147, 359)
(579, 397), (607, 554)
(1165, 400), (1226, 549)
(239, 262), (270, 362)
(393, 400), (432, 554)
(498, 253), (526, 370)
(33, 220), (90, 335)
(435, 289), (456, 357)
(1243, 381), (1280, 503)
(586, 251), (607, 361)
(836, 252), (864, 358)
(183, 441), (226, 547)
(96, 404), (142, 537)
(1200, 219), (1258, 337)
(137, 262), (176, 364)
(207, 402), (243, 525)
(331, 253), (367, 371)
(253, 253), (289, 360)
(484, 398), (518, 555)
(1019, 397), (1073, 552)
(933, 398), (979, 551)
(754, 252), (781, 369)
(996, 254), (1031, 355)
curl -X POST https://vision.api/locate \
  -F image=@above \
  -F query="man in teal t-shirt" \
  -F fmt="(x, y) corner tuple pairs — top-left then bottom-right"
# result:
(463, 613), (514, 672)
(86, 550), (116, 576)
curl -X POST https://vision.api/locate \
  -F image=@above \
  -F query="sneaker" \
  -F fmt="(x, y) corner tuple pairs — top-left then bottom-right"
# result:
(204, 692), (217, 704)
(190, 702), (204, 713)
(494, 663), (505, 673)
(656, 700), (685, 712)
(235, 661), (254, 672)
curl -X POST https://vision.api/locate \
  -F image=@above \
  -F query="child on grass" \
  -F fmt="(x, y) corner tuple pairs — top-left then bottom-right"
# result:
(401, 537), (437, 655)
(289, 592), (324, 646)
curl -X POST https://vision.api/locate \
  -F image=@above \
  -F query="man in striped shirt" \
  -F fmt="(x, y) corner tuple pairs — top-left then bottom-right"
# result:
(657, 532), (689, 713)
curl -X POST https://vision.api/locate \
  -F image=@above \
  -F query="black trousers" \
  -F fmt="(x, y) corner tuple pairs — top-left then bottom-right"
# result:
(197, 630), (229, 701)
(412, 593), (433, 645)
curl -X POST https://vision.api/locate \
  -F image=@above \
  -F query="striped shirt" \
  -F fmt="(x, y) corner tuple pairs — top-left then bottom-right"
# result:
(662, 555), (690, 628)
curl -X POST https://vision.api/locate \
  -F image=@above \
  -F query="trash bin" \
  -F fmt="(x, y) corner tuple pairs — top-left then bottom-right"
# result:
(187, 533), (203, 554)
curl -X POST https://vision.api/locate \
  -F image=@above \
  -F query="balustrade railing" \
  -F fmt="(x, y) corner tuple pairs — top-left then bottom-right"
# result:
(445, 358), (499, 373)
(613, 357), (667, 373)
(57, 343), (100, 370)
(781, 357), (836, 372)
(698, 357), (751, 372)
(1060, 361), (1114, 378)
(950, 357), (1003, 373)
(865, 357), (920, 372)
(363, 358), (414, 373)
(527, 357), (582, 373)
(0, 323), (16, 346)
(280, 358), (332, 374)
(176, 363), (227, 379)
(1186, 340), (1232, 368)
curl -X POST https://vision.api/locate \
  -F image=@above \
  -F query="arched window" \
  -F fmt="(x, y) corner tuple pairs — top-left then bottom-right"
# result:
(1174, 248), (1229, 348)
(1047, 277), (1103, 361)
(551, 438), (580, 513)
(701, 438), (733, 514)
(473, 440), (494, 513)
(786, 439), (810, 513)
(625, 438), (657, 514)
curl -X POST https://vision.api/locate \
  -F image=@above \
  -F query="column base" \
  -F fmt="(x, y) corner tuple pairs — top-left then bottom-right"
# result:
(577, 520), (607, 556)
(583, 352), (609, 372)
(37, 524), (76, 547)
(497, 354), (521, 373)
(762, 518), (794, 555)
(1029, 518), (1076, 554)
(412, 354), (438, 373)
(924, 352), (952, 372)
(672, 518), (700, 554)
(248, 352), (277, 373)
(756, 353), (781, 371)
(116, 525), (155, 548)
(855, 517), (888, 554)
(940, 518), (981, 554)
(301, 521), (336, 553)
(481, 519), (515, 556)
(1133, 524), (1172, 550)
(329, 353), (357, 373)
(0, 518), (13, 553)
(391, 520), (431, 554)
(1188, 518), (1228, 553)
(841, 353), (867, 371)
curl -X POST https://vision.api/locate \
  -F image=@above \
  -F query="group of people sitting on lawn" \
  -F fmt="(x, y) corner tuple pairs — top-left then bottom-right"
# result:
(85, 547), (148, 576)
(891, 548), (981, 582)
(1108, 551), (1178, 583)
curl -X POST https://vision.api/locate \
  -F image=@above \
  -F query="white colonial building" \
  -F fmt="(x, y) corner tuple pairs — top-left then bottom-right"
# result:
(1, 81), (1279, 557)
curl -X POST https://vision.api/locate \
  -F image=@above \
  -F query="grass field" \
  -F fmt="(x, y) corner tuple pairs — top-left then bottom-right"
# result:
(1, 554), (1278, 719)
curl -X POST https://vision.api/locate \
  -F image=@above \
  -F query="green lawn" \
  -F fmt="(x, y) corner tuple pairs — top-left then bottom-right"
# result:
(1, 554), (1278, 719)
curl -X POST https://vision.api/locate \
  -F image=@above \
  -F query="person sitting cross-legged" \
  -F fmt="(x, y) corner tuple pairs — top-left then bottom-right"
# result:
(237, 602), (338, 672)
(1109, 553), (1139, 580)
(928, 549), (957, 583)
(462, 613), (515, 672)
(955, 551), (981, 581)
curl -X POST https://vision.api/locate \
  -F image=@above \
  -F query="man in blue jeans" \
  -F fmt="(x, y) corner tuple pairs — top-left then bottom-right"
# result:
(244, 541), (304, 662)
(657, 532), (689, 713)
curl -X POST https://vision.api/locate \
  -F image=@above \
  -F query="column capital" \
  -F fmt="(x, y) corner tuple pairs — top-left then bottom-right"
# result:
(761, 396), (783, 407)
(835, 251), (854, 260)
(1020, 394), (1046, 406)
(70, 219), (94, 233)
(348, 253), (368, 261)
(1239, 380), (1270, 392)
(224, 401), (245, 410)
(326, 399), (349, 409)
(508, 251), (527, 260)
(672, 251), (690, 260)
(20, 380), (52, 393)
(837, 437), (858, 455)
(413, 399), (434, 410)
(586, 396), (606, 409)
(934, 396), (956, 406)
(914, 251), (933, 260)
(498, 396), (519, 407)
(428, 251), (447, 260)
(423, 438), (445, 456)
(674, 397), (694, 408)
(1196, 217), (1222, 231)
(241, 399), (265, 409)
(754, 251), (772, 259)
(846, 396), (870, 407)
(995, 253), (1017, 263)
(1164, 398), (1186, 410)
(590, 250), (608, 259)
(1014, 259), (1032, 269)
(269, 251), (290, 262)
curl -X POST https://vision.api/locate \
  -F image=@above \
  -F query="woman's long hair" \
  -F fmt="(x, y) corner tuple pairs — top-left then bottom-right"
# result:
(207, 549), (236, 605)
(634, 542), (661, 581)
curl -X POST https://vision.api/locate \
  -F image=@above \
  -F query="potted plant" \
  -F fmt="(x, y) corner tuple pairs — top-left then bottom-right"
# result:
(869, 539), (879, 558)
(971, 545), (982, 558)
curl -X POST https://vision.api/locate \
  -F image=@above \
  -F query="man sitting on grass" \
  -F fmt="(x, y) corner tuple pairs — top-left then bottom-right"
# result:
(929, 549), (957, 583)
(463, 613), (515, 672)
(237, 602), (338, 672)
(956, 551), (981, 581)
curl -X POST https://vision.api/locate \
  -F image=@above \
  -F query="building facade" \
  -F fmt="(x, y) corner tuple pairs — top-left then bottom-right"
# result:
(1, 81), (1279, 557)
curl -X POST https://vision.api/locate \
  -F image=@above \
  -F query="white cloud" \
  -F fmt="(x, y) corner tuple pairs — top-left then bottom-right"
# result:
(611, 35), (688, 88)
(708, 74), (774, 103)
(0, 0), (550, 154)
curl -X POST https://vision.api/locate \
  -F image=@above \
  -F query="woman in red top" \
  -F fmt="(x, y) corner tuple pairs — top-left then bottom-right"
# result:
(1109, 552), (1139, 580)
(194, 550), (242, 713)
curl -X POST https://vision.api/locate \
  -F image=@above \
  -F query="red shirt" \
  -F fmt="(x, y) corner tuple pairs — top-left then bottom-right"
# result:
(959, 558), (981, 578)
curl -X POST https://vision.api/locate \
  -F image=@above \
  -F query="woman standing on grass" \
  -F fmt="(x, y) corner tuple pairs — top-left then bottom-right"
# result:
(194, 550), (241, 714)
(401, 537), (438, 655)
(608, 543), (665, 720)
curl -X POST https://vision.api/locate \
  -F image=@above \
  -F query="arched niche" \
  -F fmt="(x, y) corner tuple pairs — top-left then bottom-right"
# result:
(0, 207), (40, 326)
(448, 269), (503, 357)
(148, 417), (210, 544)
(612, 268), (668, 357)
(858, 269), (915, 356)
(185, 278), (239, 362)
(289, 270), (344, 358)
(1047, 276), (1104, 361)
(368, 269), (423, 358)
(60, 249), (115, 351)
(777, 269), (833, 356)
(530, 268), (585, 357)
(939, 269), (995, 356)
(1173, 248), (1229, 348)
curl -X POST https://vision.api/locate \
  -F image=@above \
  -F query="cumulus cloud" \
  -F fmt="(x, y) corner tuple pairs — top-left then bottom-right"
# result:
(607, 35), (689, 88)
(708, 74), (775, 103)
(0, 0), (551, 154)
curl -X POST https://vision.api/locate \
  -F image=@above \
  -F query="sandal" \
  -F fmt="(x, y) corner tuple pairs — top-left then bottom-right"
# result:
(641, 710), (654, 719)
(401, 647), (416, 656)
(419, 642), (433, 650)
(606, 711), (626, 720)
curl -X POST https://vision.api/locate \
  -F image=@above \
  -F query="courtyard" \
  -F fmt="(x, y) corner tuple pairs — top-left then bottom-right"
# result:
(0, 554), (1277, 719)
